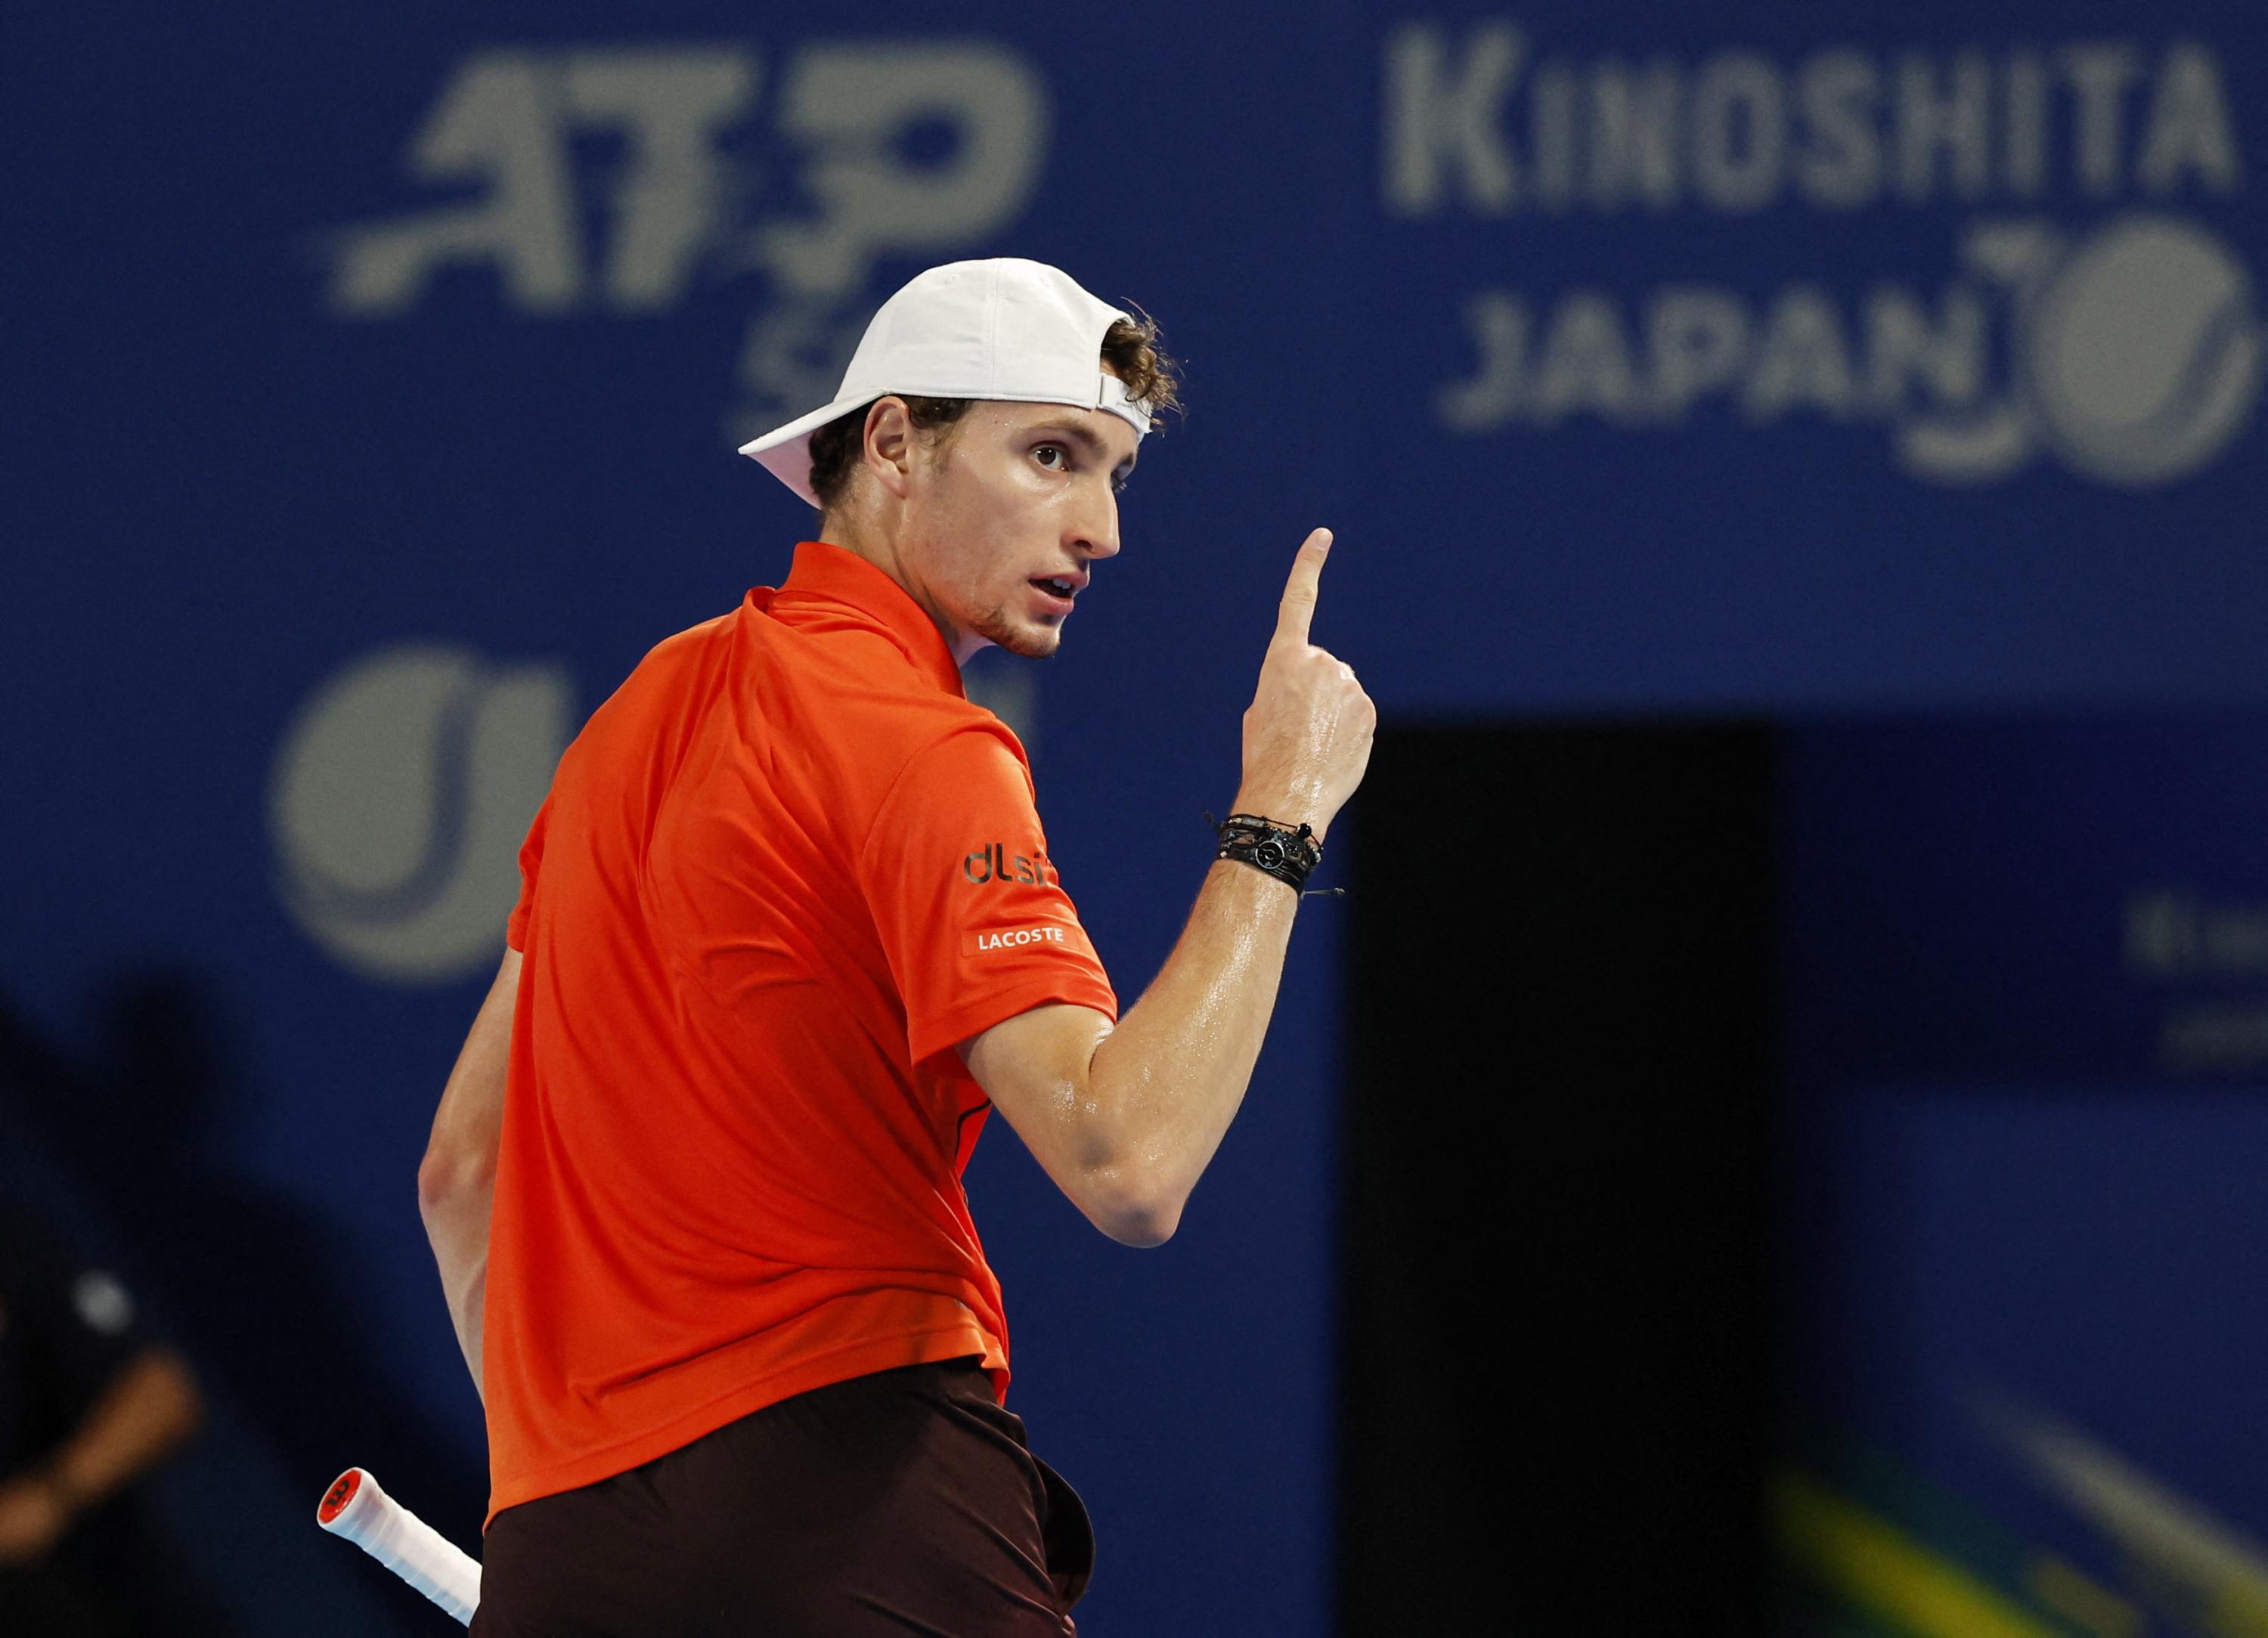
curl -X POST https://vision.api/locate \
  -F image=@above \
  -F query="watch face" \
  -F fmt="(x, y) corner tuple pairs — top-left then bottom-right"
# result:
(1255, 841), (1285, 868)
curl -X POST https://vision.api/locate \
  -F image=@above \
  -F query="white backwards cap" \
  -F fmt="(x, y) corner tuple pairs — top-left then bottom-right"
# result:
(738, 258), (1151, 507)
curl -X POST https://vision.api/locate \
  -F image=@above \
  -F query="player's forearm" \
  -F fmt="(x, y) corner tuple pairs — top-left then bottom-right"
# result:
(1076, 525), (1367, 1235)
(420, 946), (517, 1395)
(417, 1160), (492, 1392)
(1085, 857), (1300, 1237)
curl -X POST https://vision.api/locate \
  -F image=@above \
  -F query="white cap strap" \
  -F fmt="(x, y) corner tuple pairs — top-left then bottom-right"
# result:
(1095, 371), (1152, 436)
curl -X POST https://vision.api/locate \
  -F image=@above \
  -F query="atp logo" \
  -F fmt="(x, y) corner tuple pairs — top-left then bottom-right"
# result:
(270, 644), (572, 984)
(320, 41), (1050, 436)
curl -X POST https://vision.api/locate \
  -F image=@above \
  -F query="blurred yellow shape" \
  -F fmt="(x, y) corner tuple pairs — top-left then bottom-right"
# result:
(1777, 1469), (2070, 1638)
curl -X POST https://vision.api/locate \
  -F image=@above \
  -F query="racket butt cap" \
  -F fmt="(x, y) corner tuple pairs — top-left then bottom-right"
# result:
(318, 1467), (367, 1528)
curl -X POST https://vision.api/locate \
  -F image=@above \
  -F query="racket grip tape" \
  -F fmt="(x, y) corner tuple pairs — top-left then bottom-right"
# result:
(318, 1466), (482, 1626)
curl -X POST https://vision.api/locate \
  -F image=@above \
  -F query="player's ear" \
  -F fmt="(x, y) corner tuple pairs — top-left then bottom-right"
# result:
(863, 398), (916, 501)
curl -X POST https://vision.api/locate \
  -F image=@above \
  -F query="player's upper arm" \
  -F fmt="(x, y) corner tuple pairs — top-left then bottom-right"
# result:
(960, 1002), (1176, 1247)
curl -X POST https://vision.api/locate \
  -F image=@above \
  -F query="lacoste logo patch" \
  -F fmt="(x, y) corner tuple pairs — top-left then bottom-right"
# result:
(967, 924), (1071, 955)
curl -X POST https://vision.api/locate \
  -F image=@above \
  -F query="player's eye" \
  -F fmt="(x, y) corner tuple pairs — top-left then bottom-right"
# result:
(1034, 444), (1067, 470)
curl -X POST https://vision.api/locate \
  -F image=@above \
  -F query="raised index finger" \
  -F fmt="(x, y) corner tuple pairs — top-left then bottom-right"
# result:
(1275, 528), (1334, 643)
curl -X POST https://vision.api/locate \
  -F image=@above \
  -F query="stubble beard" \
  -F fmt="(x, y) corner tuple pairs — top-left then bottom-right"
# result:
(970, 603), (1062, 660)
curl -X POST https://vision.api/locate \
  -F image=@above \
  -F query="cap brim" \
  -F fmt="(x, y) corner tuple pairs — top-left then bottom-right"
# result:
(738, 395), (869, 509)
(739, 377), (1151, 510)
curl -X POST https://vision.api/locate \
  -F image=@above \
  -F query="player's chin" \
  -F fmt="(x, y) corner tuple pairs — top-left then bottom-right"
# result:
(980, 613), (1063, 660)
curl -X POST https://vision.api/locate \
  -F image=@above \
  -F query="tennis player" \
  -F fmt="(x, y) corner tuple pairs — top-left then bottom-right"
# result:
(417, 259), (1374, 1635)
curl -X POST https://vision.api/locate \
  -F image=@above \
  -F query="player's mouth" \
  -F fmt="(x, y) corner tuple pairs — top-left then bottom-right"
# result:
(1028, 574), (1084, 615)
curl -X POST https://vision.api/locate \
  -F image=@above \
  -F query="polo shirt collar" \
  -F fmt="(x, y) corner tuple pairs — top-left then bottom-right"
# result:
(776, 540), (965, 697)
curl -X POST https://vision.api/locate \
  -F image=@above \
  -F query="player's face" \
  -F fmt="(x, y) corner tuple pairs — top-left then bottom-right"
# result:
(900, 398), (1139, 661)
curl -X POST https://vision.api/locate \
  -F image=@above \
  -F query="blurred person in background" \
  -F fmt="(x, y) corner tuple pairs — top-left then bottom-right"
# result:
(0, 1200), (207, 1637)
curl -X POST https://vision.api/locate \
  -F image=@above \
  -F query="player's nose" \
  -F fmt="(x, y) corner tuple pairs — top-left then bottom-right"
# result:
(1070, 487), (1121, 562)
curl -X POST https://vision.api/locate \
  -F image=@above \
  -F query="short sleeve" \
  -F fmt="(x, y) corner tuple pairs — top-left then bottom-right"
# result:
(861, 729), (1117, 1064)
(0, 1209), (150, 1412)
(506, 794), (553, 953)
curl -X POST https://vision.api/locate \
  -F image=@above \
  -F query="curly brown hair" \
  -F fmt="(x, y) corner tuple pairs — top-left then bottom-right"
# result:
(804, 310), (1184, 515)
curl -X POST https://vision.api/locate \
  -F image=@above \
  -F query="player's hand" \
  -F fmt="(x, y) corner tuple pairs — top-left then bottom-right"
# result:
(1235, 529), (1376, 845)
(0, 1476), (73, 1565)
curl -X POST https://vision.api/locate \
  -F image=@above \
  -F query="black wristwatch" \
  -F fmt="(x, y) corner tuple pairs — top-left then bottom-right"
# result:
(1213, 813), (1323, 893)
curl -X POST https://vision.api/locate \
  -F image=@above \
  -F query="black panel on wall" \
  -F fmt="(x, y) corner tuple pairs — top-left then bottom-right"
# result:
(1338, 724), (1777, 1636)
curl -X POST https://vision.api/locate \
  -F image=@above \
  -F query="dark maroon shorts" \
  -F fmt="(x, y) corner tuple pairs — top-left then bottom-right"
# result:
(470, 1357), (1094, 1637)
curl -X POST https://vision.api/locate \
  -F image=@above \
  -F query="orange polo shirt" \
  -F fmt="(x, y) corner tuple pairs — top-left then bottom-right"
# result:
(483, 540), (1118, 1522)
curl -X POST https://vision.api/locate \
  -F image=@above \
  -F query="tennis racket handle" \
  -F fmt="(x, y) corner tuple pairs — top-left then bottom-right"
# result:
(318, 1467), (482, 1626)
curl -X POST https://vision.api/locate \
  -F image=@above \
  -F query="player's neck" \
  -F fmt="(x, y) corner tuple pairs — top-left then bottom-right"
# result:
(814, 515), (980, 669)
